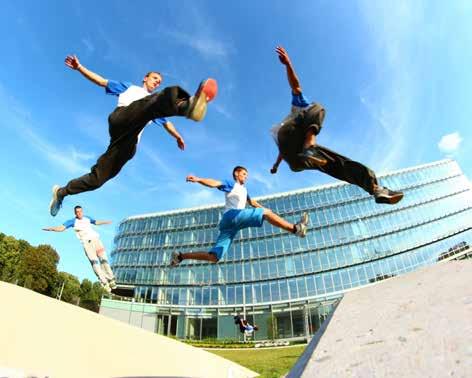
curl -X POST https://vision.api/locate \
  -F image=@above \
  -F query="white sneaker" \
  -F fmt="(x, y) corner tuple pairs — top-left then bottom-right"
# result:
(101, 282), (112, 294)
(49, 185), (64, 217)
(294, 212), (309, 237)
(108, 279), (117, 290)
(170, 252), (182, 267)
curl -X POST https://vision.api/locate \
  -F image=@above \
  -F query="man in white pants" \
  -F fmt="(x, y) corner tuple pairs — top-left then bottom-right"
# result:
(43, 205), (115, 293)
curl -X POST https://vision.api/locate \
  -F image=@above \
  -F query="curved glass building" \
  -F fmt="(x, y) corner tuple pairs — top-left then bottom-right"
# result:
(100, 159), (472, 340)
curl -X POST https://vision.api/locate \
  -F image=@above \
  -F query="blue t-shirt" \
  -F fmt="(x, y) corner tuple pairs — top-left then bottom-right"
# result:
(105, 80), (167, 127)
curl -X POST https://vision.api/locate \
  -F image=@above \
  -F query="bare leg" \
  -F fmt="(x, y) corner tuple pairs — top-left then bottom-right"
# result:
(263, 209), (295, 233)
(181, 251), (218, 263)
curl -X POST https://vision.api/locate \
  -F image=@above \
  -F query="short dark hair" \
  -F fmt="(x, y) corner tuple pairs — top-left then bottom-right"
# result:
(232, 166), (248, 179)
(74, 205), (82, 212)
(143, 71), (162, 80)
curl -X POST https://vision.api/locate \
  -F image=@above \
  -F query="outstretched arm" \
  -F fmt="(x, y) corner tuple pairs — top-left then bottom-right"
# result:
(276, 46), (302, 95)
(42, 225), (66, 232)
(248, 198), (264, 208)
(65, 55), (108, 87)
(163, 121), (185, 150)
(94, 220), (112, 226)
(270, 153), (284, 174)
(186, 175), (222, 188)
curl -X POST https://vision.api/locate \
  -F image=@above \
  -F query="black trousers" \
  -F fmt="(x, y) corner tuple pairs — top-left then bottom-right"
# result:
(62, 86), (190, 195)
(278, 103), (378, 195)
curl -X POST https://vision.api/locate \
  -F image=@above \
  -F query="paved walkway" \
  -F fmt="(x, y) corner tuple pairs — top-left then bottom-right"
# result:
(289, 260), (472, 377)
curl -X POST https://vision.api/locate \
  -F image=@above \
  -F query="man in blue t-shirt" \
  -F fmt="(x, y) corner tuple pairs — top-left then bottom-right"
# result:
(49, 55), (217, 216)
(270, 46), (403, 205)
(169, 166), (309, 266)
(43, 205), (115, 293)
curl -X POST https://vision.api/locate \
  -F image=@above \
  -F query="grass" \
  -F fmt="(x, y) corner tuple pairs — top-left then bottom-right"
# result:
(207, 345), (306, 378)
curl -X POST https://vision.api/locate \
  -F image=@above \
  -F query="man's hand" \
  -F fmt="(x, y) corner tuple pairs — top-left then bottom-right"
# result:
(186, 175), (222, 188)
(95, 220), (112, 225)
(42, 226), (66, 232)
(177, 136), (185, 150)
(186, 175), (199, 183)
(270, 165), (278, 174)
(276, 46), (291, 66)
(65, 55), (81, 70)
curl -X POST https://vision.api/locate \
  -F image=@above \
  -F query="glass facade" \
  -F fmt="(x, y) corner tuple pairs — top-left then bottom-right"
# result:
(101, 159), (472, 340)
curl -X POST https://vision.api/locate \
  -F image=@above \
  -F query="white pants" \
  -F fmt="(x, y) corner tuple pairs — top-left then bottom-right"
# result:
(83, 238), (114, 285)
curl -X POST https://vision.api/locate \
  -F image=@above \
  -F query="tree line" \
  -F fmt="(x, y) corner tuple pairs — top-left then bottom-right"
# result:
(0, 232), (104, 312)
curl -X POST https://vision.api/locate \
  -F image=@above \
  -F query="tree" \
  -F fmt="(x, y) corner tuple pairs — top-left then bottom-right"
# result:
(17, 244), (59, 295)
(54, 272), (81, 304)
(1, 231), (104, 313)
(79, 279), (104, 313)
(0, 234), (22, 282)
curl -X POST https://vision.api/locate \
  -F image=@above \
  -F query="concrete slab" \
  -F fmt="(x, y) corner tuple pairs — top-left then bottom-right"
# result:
(288, 260), (472, 377)
(0, 282), (258, 378)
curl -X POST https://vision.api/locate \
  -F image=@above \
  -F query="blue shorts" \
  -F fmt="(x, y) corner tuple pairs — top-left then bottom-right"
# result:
(209, 208), (264, 261)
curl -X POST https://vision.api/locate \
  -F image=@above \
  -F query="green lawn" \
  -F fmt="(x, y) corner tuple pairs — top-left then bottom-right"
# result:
(207, 345), (306, 378)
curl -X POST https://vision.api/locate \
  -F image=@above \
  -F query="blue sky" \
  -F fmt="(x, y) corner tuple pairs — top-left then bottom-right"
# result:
(0, 1), (470, 281)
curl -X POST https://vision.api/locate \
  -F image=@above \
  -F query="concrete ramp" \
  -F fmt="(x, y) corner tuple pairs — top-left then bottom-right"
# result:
(289, 260), (472, 377)
(0, 282), (257, 378)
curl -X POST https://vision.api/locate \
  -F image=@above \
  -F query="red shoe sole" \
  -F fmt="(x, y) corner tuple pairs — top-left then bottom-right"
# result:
(198, 78), (218, 102)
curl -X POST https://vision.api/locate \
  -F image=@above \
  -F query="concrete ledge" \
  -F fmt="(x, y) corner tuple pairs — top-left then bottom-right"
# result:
(288, 260), (472, 377)
(0, 282), (258, 378)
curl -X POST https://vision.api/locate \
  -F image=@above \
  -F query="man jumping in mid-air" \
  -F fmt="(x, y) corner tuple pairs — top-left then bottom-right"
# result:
(234, 315), (259, 336)
(170, 166), (309, 266)
(49, 55), (217, 216)
(270, 46), (403, 205)
(43, 205), (115, 293)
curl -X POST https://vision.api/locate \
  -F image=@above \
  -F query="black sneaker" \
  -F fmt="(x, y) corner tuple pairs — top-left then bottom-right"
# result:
(298, 147), (328, 167)
(374, 187), (404, 205)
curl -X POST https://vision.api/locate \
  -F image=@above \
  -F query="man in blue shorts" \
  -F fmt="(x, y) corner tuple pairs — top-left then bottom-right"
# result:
(270, 46), (403, 205)
(43, 205), (115, 293)
(170, 166), (309, 266)
(49, 54), (217, 216)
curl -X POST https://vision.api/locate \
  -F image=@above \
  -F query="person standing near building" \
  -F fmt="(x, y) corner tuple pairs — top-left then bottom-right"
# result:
(170, 166), (309, 266)
(43, 205), (116, 293)
(270, 46), (403, 205)
(49, 54), (217, 216)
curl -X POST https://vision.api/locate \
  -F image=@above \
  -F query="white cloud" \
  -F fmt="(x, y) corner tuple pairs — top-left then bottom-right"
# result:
(213, 103), (233, 119)
(0, 83), (94, 174)
(438, 132), (462, 153)
(250, 170), (274, 193)
(140, 144), (177, 178)
(357, 1), (423, 173)
(162, 29), (230, 59)
(81, 38), (95, 54)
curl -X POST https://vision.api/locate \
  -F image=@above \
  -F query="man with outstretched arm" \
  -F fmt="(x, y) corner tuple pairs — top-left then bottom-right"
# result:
(270, 46), (403, 205)
(170, 166), (309, 266)
(49, 55), (217, 216)
(43, 205), (116, 293)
